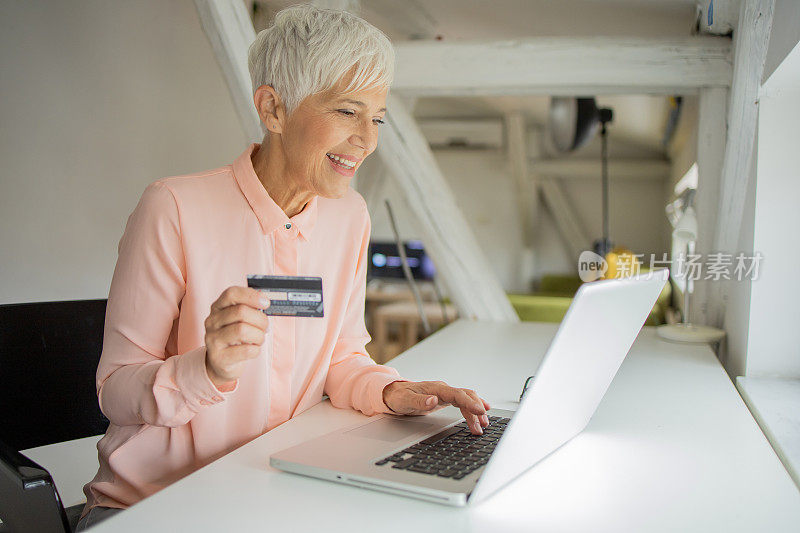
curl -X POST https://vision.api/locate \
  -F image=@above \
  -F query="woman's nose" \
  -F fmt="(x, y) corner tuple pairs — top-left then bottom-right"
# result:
(350, 121), (378, 155)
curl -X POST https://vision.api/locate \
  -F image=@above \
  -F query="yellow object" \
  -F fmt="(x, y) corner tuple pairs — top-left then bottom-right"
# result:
(604, 247), (641, 279)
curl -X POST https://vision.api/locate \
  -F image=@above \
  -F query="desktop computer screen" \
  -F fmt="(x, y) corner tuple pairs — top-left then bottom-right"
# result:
(368, 240), (436, 281)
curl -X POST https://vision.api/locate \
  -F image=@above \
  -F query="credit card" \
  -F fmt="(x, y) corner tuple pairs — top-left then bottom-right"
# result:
(247, 275), (323, 317)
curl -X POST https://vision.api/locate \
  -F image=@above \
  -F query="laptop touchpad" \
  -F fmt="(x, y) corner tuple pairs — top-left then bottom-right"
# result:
(345, 418), (435, 442)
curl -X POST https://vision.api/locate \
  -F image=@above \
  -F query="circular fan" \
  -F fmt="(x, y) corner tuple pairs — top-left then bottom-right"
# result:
(548, 97), (601, 153)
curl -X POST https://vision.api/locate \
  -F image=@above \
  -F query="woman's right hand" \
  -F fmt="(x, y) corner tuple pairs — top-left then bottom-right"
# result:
(204, 286), (270, 389)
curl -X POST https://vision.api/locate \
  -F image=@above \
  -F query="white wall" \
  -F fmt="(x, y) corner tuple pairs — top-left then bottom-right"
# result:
(744, 41), (800, 378)
(762, 0), (800, 83)
(0, 0), (247, 304)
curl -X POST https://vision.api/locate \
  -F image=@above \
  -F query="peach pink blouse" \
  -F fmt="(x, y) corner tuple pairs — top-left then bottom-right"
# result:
(83, 143), (403, 512)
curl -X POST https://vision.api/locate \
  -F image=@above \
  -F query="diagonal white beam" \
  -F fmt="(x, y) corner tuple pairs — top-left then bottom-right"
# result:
(539, 176), (592, 265)
(378, 95), (519, 321)
(195, 0), (262, 141)
(392, 37), (733, 96)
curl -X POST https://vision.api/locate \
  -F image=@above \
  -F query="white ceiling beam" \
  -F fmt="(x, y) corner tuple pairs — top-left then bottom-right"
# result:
(195, 0), (262, 142)
(378, 95), (520, 322)
(392, 37), (733, 97)
(708, 0), (775, 328)
(530, 159), (671, 181)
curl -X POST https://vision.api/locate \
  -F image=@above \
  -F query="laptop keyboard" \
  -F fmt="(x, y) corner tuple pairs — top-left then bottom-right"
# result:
(374, 416), (510, 480)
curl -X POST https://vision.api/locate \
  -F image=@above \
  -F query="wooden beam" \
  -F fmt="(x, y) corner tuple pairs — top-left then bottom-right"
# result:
(708, 0), (775, 328)
(506, 113), (536, 247)
(195, 0), (261, 142)
(392, 37), (733, 96)
(539, 175), (591, 265)
(692, 87), (728, 332)
(530, 159), (671, 181)
(378, 94), (519, 321)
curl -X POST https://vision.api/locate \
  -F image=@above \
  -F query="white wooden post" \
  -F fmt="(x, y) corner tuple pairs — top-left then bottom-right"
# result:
(506, 112), (535, 247)
(692, 87), (728, 330)
(708, 0), (775, 328)
(378, 94), (519, 321)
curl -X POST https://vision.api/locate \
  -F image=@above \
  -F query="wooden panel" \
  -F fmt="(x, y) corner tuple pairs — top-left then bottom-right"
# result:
(393, 37), (733, 96)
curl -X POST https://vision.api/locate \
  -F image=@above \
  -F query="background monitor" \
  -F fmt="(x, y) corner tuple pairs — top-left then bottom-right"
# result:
(368, 240), (436, 281)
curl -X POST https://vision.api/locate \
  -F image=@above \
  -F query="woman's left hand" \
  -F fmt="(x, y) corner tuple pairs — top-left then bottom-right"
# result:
(382, 380), (491, 435)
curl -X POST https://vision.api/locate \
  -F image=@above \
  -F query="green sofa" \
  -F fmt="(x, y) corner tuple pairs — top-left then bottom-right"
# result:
(507, 272), (672, 326)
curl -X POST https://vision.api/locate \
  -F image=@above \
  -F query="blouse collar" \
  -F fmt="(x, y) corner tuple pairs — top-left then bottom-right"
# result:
(233, 143), (318, 241)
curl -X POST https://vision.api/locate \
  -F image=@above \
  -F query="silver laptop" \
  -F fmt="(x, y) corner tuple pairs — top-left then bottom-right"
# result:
(270, 270), (668, 506)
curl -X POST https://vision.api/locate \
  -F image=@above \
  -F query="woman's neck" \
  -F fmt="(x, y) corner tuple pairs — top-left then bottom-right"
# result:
(251, 139), (314, 218)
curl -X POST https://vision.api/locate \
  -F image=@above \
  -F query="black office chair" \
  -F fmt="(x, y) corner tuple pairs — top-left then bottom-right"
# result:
(0, 299), (110, 532)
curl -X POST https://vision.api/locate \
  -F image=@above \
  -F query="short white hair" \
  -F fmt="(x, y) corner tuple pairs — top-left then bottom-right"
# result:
(248, 4), (395, 122)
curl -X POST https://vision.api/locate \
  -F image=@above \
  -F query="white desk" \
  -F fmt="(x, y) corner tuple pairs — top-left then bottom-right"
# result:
(21, 435), (102, 508)
(94, 321), (800, 532)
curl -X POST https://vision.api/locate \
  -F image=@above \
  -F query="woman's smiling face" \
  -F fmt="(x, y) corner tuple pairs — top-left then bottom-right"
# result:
(279, 81), (388, 199)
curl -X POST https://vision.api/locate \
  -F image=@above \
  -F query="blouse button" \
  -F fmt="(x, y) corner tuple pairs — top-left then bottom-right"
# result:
(285, 223), (292, 229)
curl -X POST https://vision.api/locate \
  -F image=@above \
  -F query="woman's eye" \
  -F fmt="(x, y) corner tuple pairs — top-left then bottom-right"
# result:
(373, 118), (385, 125)
(337, 109), (355, 116)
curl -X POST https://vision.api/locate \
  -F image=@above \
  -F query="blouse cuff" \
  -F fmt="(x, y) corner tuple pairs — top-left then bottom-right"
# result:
(174, 345), (238, 410)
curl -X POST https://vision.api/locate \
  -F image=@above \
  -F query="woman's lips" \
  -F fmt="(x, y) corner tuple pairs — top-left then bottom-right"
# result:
(326, 155), (356, 177)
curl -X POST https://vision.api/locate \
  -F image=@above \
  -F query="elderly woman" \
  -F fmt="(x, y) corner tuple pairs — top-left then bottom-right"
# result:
(77, 5), (489, 530)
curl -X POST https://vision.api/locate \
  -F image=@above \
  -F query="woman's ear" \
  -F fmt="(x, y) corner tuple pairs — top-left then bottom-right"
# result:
(253, 85), (285, 134)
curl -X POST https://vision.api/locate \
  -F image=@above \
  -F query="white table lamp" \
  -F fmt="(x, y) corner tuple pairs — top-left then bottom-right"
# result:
(657, 205), (725, 344)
